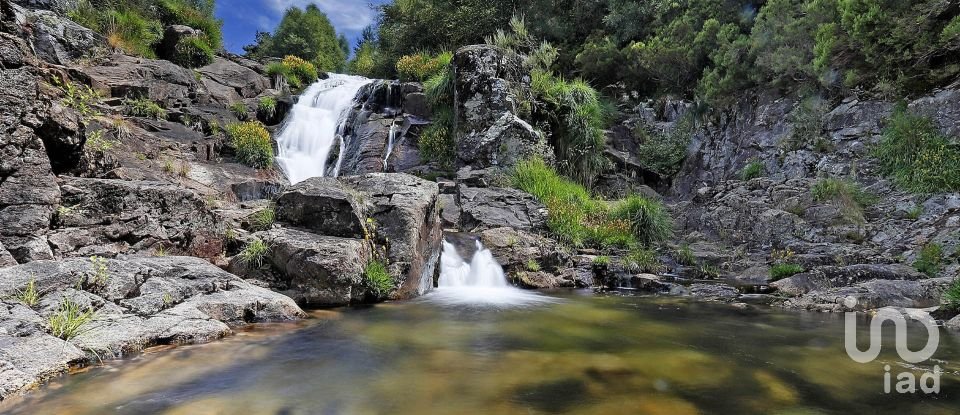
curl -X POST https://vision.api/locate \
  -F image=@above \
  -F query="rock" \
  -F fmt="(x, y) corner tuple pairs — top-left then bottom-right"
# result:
(0, 241), (15, 267)
(688, 283), (740, 302)
(8, 2), (104, 65)
(770, 272), (831, 296)
(342, 174), (441, 299)
(259, 227), (371, 306)
(0, 256), (304, 400)
(82, 54), (206, 107)
(198, 56), (270, 102)
(50, 178), (218, 258)
(230, 179), (284, 202)
(458, 186), (547, 231)
(157, 24), (198, 60)
(946, 314), (960, 331)
(479, 227), (571, 281)
(36, 101), (84, 173)
(458, 112), (544, 169)
(10, 0), (76, 13)
(275, 177), (366, 239)
(403, 92), (430, 118)
(784, 277), (953, 311)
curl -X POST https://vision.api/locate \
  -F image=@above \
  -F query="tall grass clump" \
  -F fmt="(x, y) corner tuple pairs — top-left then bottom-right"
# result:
(611, 195), (673, 247)
(419, 55), (456, 168)
(913, 243), (944, 277)
(12, 278), (40, 308)
(267, 56), (318, 90)
(396, 51), (452, 82)
(125, 97), (167, 120)
(364, 260), (395, 298)
(875, 104), (960, 193)
(226, 121), (273, 168)
(812, 178), (876, 224)
(48, 298), (96, 340)
(238, 238), (270, 268)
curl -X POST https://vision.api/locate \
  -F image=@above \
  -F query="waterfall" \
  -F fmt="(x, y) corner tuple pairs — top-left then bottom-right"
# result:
(383, 121), (397, 170)
(275, 74), (371, 185)
(429, 239), (554, 306)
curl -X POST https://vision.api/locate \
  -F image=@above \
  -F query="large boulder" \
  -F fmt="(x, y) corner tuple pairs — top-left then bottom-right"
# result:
(8, 1), (104, 65)
(0, 256), (304, 400)
(198, 56), (270, 104)
(457, 112), (544, 169)
(275, 177), (367, 239)
(82, 54), (206, 107)
(479, 227), (578, 288)
(458, 186), (547, 232)
(784, 277), (954, 312)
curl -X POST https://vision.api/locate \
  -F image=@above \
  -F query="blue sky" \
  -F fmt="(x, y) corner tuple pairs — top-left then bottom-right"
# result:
(215, 0), (389, 55)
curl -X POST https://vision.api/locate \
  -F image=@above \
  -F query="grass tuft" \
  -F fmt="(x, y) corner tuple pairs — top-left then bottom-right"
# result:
(770, 263), (805, 281)
(875, 104), (960, 193)
(238, 238), (270, 269)
(12, 277), (40, 308)
(364, 260), (394, 298)
(812, 178), (876, 224)
(48, 298), (96, 340)
(913, 243), (944, 277)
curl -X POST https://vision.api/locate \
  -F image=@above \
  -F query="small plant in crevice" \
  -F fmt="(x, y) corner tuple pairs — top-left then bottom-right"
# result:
(238, 238), (270, 269)
(914, 243), (944, 277)
(11, 277), (40, 308)
(125, 97), (167, 120)
(363, 260), (395, 298)
(53, 77), (102, 119)
(178, 161), (191, 178)
(87, 256), (110, 288)
(696, 264), (722, 279)
(621, 248), (664, 274)
(230, 102), (249, 121)
(155, 244), (167, 257)
(741, 160), (765, 181)
(257, 97), (277, 120)
(592, 256), (610, 267)
(812, 178), (876, 224)
(675, 244), (696, 266)
(85, 129), (119, 153)
(770, 263), (804, 281)
(48, 298), (96, 340)
(526, 259), (542, 272)
(248, 207), (276, 232)
(942, 279), (960, 312)
(906, 205), (924, 220)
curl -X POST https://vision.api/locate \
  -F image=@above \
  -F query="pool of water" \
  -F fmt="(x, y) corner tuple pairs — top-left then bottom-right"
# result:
(3, 291), (959, 414)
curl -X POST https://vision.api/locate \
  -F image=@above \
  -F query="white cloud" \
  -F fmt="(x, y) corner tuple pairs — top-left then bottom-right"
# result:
(264, 0), (375, 33)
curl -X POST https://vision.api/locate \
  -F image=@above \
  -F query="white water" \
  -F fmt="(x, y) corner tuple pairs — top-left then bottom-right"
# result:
(275, 74), (371, 184)
(383, 122), (397, 169)
(428, 240), (554, 306)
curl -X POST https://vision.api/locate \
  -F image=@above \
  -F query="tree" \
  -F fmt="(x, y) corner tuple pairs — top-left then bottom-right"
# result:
(246, 5), (347, 72)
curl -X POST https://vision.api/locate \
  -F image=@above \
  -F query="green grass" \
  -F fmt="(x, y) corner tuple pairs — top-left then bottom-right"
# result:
(230, 102), (249, 121)
(811, 178), (876, 224)
(741, 160), (765, 181)
(125, 97), (167, 120)
(592, 256), (610, 267)
(906, 205), (924, 220)
(621, 248), (664, 274)
(770, 263), (805, 281)
(48, 298), (96, 340)
(943, 279), (960, 311)
(525, 259), (542, 272)
(171, 35), (214, 68)
(611, 195), (673, 247)
(257, 97), (277, 119)
(913, 243), (944, 276)
(267, 56), (318, 90)
(11, 277), (40, 308)
(226, 121), (274, 168)
(418, 121), (455, 169)
(249, 207), (275, 231)
(875, 104), (960, 193)
(675, 244), (696, 266)
(238, 238), (270, 269)
(364, 260), (395, 298)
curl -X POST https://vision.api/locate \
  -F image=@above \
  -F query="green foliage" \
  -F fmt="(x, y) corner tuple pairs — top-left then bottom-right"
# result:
(348, 41), (378, 76)
(418, 122), (455, 169)
(631, 116), (693, 177)
(257, 97), (277, 119)
(812, 178), (876, 224)
(230, 102), (249, 121)
(875, 105), (960, 194)
(396, 52), (451, 82)
(170, 35), (214, 68)
(54, 78), (102, 119)
(48, 298), (96, 340)
(88, 256), (110, 287)
(85, 130), (118, 153)
(907, 205), (924, 221)
(785, 96), (828, 151)
(914, 243), (944, 277)
(11, 277), (40, 308)
(610, 195), (673, 247)
(226, 121), (274, 169)
(267, 56), (319, 90)
(238, 238), (269, 269)
(741, 160), (764, 181)
(770, 263), (805, 281)
(675, 244), (696, 266)
(249, 207), (275, 232)
(592, 256), (610, 267)
(525, 259), (542, 272)
(622, 248), (664, 274)
(364, 260), (394, 298)
(244, 5), (346, 72)
(125, 97), (167, 120)
(942, 278), (960, 311)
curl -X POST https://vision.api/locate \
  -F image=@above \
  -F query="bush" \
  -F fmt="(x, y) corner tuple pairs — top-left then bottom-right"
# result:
(525, 259), (542, 272)
(226, 121), (273, 168)
(364, 260), (394, 298)
(610, 195), (673, 247)
(125, 97), (167, 120)
(267, 56), (319, 90)
(396, 52), (451, 82)
(171, 35), (214, 68)
(875, 105), (960, 193)
(770, 263), (804, 281)
(631, 116), (693, 178)
(914, 243), (944, 277)
(238, 238), (269, 269)
(812, 178), (876, 224)
(741, 160), (765, 181)
(943, 279), (960, 311)
(418, 122), (455, 168)
(48, 298), (95, 340)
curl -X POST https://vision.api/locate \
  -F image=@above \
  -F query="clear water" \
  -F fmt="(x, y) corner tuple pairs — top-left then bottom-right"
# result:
(4, 293), (959, 414)
(275, 74), (371, 184)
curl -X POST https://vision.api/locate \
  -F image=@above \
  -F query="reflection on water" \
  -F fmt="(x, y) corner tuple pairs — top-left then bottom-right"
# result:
(3, 292), (959, 414)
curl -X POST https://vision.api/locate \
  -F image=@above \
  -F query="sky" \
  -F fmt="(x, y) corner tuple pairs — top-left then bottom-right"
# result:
(215, 0), (390, 55)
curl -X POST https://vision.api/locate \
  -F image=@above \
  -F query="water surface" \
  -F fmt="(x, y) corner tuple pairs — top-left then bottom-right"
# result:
(4, 292), (959, 414)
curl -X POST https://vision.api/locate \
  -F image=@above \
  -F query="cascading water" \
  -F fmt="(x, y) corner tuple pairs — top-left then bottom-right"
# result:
(383, 121), (397, 170)
(429, 239), (554, 306)
(275, 74), (371, 184)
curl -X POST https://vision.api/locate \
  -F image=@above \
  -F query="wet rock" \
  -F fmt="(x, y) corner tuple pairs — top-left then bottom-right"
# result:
(458, 186), (547, 232)
(688, 283), (740, 302)
(275, 177), (366, 239)
(480, 227), (571, 280)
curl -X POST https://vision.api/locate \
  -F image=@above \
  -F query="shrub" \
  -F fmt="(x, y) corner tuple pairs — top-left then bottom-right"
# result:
(171, 35), (214, 68)
(125, 97), (167, 120)
(230, 102), (249, 121)
(812, 178), (876, 224)
(54, 78), (102, 119)
(267, 56), (319, 90)
(592, 256), (610, 266)
(364, 260), (394, 298)
(741, 160), (765, 181)
(12, 277), (39, 308)
(226, 121), (273, 168)
(875, 105), (960, 193)
(48, 298), (96, 340)
(770, 263), (805, 281)
(257, 97), (277, 119)
(943, 279), (960, 311)
(238, 238), (269, 269)
(418, 122), (455, 168)
(396, 52), (451, 82)
(914, 243), (944, 277)
(526, 259), (542, 272)
(265, 62), (293, 88)
(631, 116), (693, 178)
(610, 195), (673, 247)
(249, 207), (275, 231)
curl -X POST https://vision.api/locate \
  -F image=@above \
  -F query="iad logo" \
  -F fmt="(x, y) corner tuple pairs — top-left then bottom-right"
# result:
(845, 304), (942, 394)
